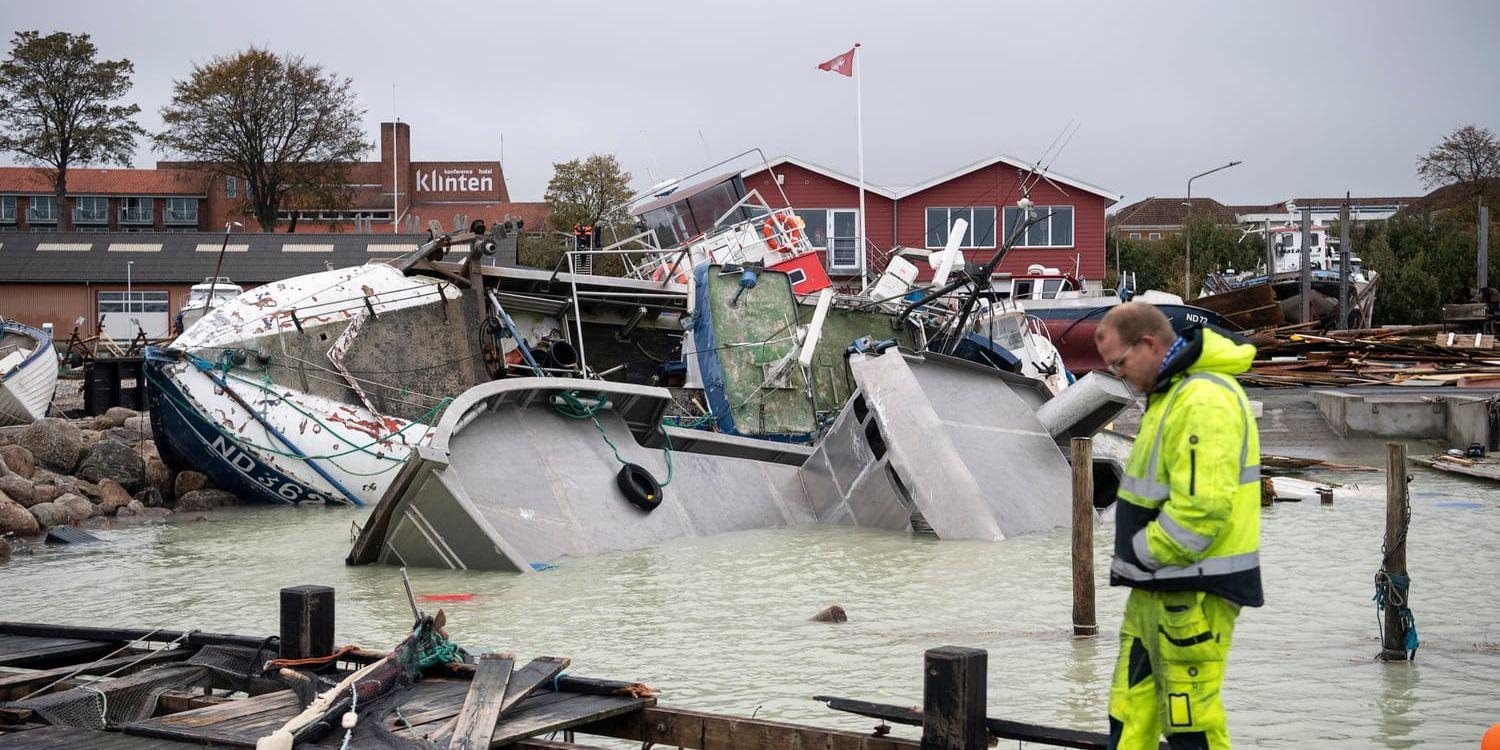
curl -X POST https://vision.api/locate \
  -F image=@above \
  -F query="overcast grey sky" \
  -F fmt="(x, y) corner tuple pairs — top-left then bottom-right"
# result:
(5, 0), (1498, 207)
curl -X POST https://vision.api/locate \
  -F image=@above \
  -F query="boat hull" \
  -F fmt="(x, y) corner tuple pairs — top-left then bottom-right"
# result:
(0, 323), (58, 426)
(1033, 303), (1222, 373)
(146, 358), (344, 505)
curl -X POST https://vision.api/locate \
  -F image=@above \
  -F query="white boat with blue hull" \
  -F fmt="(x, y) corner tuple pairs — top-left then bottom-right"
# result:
(0, 319), (58, 426)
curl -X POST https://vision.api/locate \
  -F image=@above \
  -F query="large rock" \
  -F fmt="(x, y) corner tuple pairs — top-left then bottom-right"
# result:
(103, 426), (151, 445)
(75, 440), (146, 492)
(175, 489), (240, 512)
(70, 478), (102, 501)
(53, 493), (97, 522)
(122, 415), (151, 434)
(104, 407), (140, 428)
(135, 487), (166, 509)
(28, 502), (68, 529)
(145, 456), (174, 501)
(96, 479), (133, 514)
(1, 443), (38, 479)
(18, 419), (87, 474)
(0, 498), (40, 535)
(117, 498), (148, 517)
(0, 534), (10, 562)
(81, 430), (109, 448)
(0, 475), (36, 507)
(174, 471), (209, 500)
(31, 484), (60, 505)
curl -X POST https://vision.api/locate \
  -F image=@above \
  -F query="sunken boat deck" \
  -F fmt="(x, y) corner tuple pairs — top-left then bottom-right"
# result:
(0, 586), (1149, 750)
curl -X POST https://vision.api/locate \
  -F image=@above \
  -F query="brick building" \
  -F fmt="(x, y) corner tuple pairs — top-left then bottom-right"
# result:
(0, 122), (550, 235)
(741, 155), (1120, 281)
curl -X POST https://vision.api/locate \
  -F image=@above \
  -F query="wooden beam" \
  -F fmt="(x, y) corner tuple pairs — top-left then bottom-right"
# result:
(813, 696), (1166, 750)
(579, 705), (920, 750)
(0, 647), (192, 701)
(0, 623), (272, 651)
(921, 647), (986, 750)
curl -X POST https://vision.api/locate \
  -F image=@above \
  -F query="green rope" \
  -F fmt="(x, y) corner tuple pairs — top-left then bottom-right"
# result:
(150, 361), (450, 465)
(550, 391), (674, 488)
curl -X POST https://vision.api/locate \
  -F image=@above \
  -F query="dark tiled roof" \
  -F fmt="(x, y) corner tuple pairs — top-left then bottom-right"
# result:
(0, 230), (516, 284)
(0, 167), (209, 196)
(1109, 197), (1237, 227)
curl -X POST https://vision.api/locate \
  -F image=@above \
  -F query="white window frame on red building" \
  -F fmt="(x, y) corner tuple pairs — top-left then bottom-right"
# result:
(924, 206), (997, 249)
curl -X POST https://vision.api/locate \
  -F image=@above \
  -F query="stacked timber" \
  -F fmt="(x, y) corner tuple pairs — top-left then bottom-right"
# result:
(1238, 324), (1500, 387)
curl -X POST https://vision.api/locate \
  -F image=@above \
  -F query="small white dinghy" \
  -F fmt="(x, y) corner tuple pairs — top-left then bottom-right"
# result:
(0, 319), (58, 426)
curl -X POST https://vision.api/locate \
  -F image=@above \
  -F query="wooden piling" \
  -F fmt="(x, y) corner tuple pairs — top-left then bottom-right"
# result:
(920, 647), (987, 750)
(279, 585), (335, 661)
(1070, 438), (1097, 637)
(1379, 443), (1410, 661)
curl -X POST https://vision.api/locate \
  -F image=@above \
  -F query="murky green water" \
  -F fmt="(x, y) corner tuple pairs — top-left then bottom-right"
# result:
(2, 462), (1497, 748)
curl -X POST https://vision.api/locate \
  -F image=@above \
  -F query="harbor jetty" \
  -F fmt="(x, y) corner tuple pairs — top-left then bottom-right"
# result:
(0, 585), (1156, 750)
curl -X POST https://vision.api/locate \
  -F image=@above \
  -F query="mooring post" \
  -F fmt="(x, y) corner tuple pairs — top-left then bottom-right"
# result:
(921, 646), (988, 750)
(1071, 437), (1097, 637)
(1379, 443), (1411, 661)
(280, 584), (336, 661)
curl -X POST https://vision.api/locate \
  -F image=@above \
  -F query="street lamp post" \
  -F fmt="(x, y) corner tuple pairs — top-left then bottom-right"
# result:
(126, 260), (134, 336)
(1184, 160), (1242, 297)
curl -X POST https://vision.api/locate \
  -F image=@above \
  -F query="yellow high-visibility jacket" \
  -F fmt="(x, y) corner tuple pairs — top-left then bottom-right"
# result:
(1111, 325), (1264, 607)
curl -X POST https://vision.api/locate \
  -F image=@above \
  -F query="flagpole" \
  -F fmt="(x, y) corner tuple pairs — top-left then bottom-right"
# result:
(854, 42), (867, 292)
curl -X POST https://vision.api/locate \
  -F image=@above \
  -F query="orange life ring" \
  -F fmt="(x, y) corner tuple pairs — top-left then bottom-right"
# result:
(761, 213), (807, 253)
(651, 261), (689, 285)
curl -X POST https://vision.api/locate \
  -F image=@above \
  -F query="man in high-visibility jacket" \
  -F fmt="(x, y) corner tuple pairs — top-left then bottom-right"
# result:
(1094, 302), (1263, 750)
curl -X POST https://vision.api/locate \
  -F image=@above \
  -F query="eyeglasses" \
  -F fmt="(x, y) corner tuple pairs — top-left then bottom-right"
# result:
(1105, 337), (1144, 376)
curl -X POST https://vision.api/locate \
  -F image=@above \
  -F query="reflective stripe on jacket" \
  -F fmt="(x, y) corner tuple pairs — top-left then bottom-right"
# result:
(1111, 325), (1264, 607)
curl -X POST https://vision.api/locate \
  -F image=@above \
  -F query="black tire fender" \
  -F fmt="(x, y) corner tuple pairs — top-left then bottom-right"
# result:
(616, 463), (663, 512)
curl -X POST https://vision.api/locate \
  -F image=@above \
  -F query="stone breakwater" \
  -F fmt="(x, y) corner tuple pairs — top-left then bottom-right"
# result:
(0, 408), (242, 560)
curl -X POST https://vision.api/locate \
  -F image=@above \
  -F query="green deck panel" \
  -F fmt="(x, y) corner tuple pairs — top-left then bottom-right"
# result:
(796, 303), (917, 411)
(703, 268), (817, 436)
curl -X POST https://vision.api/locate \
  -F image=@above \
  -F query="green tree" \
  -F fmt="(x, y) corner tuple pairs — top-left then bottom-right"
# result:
(0, 31), (144, 231)
(1105, 219), (1262, 298)
(1418, 124), (1500, 203)
(154, 47), (368, 231)
(545, 154), (633, 232)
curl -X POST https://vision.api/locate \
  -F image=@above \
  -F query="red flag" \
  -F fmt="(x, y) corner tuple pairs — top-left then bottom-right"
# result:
(816, 45), (857, 77)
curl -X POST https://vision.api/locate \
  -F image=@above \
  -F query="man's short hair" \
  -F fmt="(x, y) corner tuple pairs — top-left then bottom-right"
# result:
(1097, 302), (1175, 344)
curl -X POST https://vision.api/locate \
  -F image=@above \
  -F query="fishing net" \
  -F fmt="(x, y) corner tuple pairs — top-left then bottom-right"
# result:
(285, 614), (467, 750)
(10, 643), (272, 730)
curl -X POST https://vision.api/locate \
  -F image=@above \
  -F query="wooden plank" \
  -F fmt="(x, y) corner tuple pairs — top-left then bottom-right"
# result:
(0, 724), (209, 749)
(123, 689), (300, 746)
(500, 656), (570, 716)
(488, 693), (652, 747)
(582, 706), (921, 750)
(0, 637), (121, 670)
(514, 739), (617, 750)
(0, 648), (193, 701)
(0, 622), (273, 651)
(448, 653), (514, 750)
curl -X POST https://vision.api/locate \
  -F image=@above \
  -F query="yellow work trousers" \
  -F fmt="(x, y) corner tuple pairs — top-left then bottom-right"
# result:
(1108, 588), (1240, 750)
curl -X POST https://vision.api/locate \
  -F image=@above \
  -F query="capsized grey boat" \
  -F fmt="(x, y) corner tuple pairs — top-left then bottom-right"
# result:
(347, 347), (1133, 572)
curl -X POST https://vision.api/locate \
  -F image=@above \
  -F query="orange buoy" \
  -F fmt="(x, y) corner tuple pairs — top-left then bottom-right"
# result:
(1483, 723), (1500, 750)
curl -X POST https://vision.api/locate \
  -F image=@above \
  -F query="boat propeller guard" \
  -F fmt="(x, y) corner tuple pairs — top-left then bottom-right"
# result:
(616, 463), (663, 511)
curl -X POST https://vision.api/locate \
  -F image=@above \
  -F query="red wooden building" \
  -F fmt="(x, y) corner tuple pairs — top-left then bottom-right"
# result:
(741, 155), (1119, 282)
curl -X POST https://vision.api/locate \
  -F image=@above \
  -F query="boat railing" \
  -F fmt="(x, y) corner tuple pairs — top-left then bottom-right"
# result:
(560, 245), (693, 378)
(623, 189), (816, 284)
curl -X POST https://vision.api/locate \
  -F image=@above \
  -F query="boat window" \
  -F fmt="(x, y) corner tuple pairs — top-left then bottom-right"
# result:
(1013, 280), (1033, 299)
(796, 210), (829, 250)
(1040, 278), (1065, 299)
(687, 181), (745, 232)
(1309, 233), (1320, 246)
